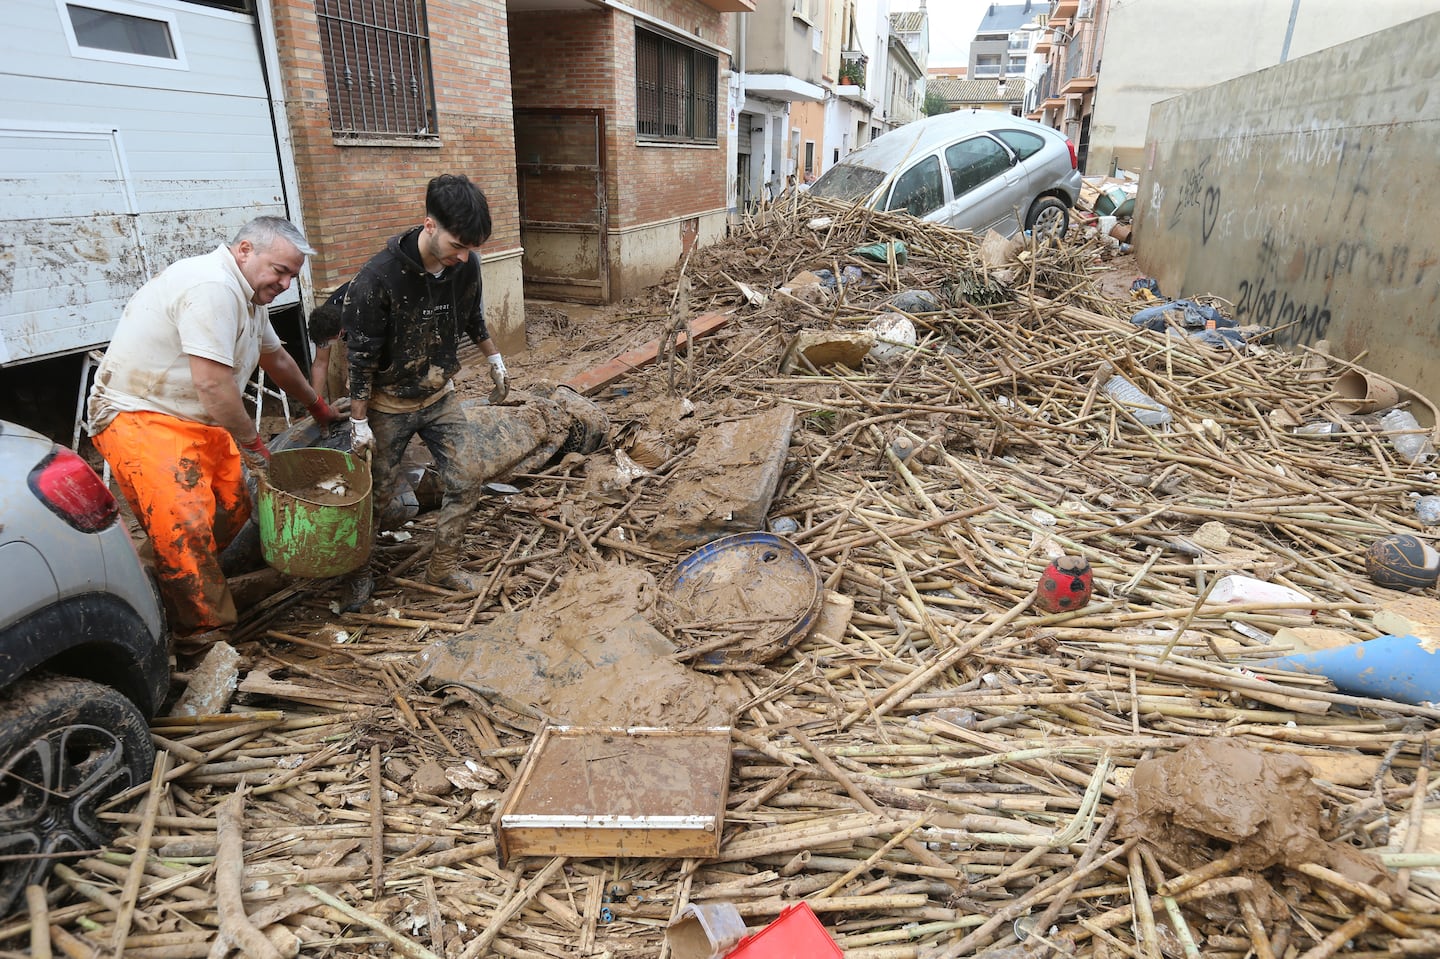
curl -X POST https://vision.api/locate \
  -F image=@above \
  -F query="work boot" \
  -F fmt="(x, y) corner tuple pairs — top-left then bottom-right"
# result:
(172, 627), (233, 671)
(337, 567), (375, 613)
(425, 541), (480, 593)
(174, 626), (231, 654)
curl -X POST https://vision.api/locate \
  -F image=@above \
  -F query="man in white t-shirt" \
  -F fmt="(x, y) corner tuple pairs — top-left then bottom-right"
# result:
(88, 216), (340, 643)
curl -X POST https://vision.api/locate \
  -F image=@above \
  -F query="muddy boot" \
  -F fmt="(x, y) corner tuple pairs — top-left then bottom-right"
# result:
(425, 540), (480, 592)
(337, 567), (375, 612)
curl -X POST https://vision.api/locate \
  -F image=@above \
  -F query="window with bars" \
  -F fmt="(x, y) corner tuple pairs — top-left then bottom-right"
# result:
(315, 0), (438, 138)
(635, 27), (718, 144)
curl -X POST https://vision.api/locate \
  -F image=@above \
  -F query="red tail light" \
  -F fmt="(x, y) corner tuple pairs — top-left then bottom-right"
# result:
(1066, 138), (1078, 169)
(28, 447), (119, 533)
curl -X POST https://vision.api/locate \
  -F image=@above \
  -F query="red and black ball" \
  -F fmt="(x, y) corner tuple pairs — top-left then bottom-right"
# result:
(1365, 534), (1440, 590)
(1036, 555), (1093, 613)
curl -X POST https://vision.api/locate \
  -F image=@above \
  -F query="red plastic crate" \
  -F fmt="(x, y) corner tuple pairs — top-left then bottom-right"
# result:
(725, 902), (843, 959)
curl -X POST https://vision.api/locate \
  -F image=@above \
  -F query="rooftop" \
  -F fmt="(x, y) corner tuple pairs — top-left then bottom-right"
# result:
(976, 1), (1042, 35)
(928, 76), (1019, 104)
(891, 10), (927, 33)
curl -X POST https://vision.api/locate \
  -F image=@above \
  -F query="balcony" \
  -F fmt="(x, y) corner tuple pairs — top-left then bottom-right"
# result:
(696, 0), (755, 10)
(1060, 38), (1095, 92)
(839, 53), (867, 89)
(1051, 0), (1078, 15)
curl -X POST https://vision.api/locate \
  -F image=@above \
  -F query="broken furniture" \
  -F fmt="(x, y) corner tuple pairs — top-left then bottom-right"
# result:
(493, 724), (732, 864)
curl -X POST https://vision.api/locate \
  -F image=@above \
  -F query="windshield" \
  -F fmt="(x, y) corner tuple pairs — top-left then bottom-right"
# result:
(809, 163), (887, 203)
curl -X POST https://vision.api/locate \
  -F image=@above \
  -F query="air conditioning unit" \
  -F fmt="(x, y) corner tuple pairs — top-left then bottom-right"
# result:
(1064, 98), (1082, 120)
(1077, 0), (1094, 18)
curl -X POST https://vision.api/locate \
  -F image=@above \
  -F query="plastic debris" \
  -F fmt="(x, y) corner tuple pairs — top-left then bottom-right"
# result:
(851, 240), (907, 265)
(1268, 634), (1440, 705)
(1103, 375), (1171, 427)
(865, 311), (917, 362)
(886, 289), (942, 313)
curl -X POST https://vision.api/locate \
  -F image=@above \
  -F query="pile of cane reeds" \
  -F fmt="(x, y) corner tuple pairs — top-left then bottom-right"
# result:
(9, 195), (1437, 959)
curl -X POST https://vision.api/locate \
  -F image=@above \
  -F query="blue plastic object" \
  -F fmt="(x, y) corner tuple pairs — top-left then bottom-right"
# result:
(812, 267), (866, 289)
(1131, 299), (1233, 333)
(1267, 634), (1440, 706)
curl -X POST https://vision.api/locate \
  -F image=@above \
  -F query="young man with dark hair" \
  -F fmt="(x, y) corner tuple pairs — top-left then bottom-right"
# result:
(339, 174), (509, 609)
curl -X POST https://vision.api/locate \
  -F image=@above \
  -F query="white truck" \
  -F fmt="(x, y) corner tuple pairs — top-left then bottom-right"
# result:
(1, 0), (306, 437)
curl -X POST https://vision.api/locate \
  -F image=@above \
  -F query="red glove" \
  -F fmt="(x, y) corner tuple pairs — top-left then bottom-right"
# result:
(239, 434), (271, 473)
(307, 397), (341, 426)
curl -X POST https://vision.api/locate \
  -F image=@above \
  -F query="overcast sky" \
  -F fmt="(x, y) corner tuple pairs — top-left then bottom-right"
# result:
(895, 0), (995, 69)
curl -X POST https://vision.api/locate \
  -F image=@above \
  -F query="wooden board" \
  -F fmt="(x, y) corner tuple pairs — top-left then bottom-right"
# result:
(647, 406), (796, 551)
(562, 312), (730, 396)
(494, 725), (732, 864)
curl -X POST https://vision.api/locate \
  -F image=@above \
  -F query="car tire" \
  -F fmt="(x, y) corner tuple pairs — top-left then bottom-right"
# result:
(0, 675), (155, 915)
(1025, 197), (1071, 241)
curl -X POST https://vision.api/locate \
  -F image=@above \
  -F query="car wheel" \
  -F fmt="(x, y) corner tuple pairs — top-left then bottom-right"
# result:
(1026, 197), (1071, 241)
(0, 675), (154, 915)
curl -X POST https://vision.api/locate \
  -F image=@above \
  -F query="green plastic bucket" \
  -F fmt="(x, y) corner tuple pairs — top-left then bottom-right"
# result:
(256, 447), (372, 577)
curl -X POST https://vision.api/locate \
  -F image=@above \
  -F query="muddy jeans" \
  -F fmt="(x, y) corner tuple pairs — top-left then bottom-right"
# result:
(369, 391), (485, 555)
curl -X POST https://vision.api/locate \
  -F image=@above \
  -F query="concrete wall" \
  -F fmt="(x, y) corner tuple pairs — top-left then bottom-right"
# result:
(609, 210), (728, 299)
(1089, 0), (1440, 177)
(744, 1), (824, 84)
(1134, 12), (1440, 406)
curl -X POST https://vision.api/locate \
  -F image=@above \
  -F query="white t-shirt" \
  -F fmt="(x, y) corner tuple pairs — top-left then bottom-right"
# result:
(88, 245), (283, 433)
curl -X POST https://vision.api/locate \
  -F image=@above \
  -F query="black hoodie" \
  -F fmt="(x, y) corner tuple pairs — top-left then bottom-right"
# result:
(343, 226), (488, 404)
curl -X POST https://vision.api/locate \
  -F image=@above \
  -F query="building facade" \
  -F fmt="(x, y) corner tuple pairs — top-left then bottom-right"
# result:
(271, 0), (749, 331)
(969, 1), (1043, 80)
(1086, 0), (1440, 176)
(1026, 0), (1104, 172)
(740, 0), (826, 206)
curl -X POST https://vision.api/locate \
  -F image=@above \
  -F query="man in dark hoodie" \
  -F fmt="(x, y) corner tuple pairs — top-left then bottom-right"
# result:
(339, 174), (508, 609)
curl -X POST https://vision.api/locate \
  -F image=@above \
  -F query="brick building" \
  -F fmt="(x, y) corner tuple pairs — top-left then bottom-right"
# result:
(270, 0), (749, 349)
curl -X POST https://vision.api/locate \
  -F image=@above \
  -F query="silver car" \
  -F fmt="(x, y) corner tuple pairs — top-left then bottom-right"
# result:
(808, 111), (1082, 238)
(0, 419), (168, 915)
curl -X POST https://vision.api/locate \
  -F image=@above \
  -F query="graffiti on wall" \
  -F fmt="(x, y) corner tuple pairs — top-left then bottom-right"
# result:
(1158, 120), (1440, 346)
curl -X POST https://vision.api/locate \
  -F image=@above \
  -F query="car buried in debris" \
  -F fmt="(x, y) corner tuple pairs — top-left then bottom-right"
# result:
(806, 110), (1083, 239)
(0, 419), (168, 915)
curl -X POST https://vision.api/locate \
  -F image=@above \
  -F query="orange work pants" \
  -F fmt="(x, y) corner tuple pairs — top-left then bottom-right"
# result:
(92, 411), (248, 638)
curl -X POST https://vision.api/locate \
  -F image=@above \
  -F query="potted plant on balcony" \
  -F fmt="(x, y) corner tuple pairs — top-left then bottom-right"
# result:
(839, 61), (862, 86)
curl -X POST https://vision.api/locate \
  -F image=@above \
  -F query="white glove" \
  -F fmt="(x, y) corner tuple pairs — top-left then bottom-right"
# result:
(350, 417), (374, 455)
(487, 353), (509, 404)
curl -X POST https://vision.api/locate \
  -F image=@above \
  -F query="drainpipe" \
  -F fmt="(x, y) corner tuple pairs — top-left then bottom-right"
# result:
(1280, 0), (1301, 62)
(249, 0), (314, 320)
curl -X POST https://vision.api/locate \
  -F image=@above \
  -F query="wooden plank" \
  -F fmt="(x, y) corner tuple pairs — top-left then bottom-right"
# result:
(501, 824), (720, 861)
(562, 311), (731, 396)
(494, 725), (731, 864)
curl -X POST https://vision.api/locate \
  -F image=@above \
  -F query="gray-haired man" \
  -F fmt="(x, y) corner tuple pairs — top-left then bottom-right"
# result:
(88, 216), (341, 642)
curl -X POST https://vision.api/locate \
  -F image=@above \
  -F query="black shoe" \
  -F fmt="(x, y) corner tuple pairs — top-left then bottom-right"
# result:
(338, 569), (375, 613)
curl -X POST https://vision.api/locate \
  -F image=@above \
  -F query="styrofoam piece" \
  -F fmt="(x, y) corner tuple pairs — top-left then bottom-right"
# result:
(666, 903), (747, 959)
